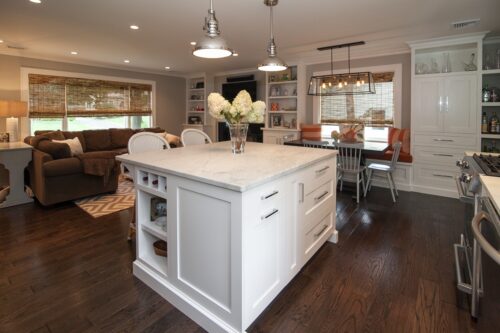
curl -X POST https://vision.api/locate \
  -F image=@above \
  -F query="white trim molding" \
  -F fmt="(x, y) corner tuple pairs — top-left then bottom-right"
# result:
(19, 67), (157, 138)
(311, 63), (403, 128)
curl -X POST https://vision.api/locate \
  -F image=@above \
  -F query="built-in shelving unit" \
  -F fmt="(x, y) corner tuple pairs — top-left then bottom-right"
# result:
(135, 168), (169, 277)
(481, 37), (500, 152)
(185, 76), (206, 128)
(263, 65), (305, 144)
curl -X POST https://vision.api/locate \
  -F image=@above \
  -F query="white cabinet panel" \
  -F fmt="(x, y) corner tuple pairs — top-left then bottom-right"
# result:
(443, 74), (477, 134)
(413, 77), (442, 133)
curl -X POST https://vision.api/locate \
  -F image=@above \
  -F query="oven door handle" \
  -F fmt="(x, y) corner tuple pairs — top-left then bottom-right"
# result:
(471, 211), (500, 265)
(455, 176), (474, 204)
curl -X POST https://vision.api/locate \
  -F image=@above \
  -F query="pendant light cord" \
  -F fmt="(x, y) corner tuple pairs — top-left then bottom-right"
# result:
(330, 48), (333, 75)
(348, 46), (351, 74)
(270, 5), (274, 41)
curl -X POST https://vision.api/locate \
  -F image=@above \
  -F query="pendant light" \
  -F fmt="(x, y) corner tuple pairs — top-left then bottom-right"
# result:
(192, 0), (233, 59)
(258, 0), (287, 72)
(308, 41), (375, 95)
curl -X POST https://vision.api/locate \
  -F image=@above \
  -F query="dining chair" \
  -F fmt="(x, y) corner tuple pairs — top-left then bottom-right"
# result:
(126, 132), (170, 240)
(337, 143), (365, 203)
(181, 128), (212, 146)
(364, 141), (401, 203)
(302, 140), (329, 148)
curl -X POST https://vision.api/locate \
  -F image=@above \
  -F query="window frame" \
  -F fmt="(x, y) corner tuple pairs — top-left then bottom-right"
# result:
(312, 64), (402, 128)
(20, 68), (156, 136)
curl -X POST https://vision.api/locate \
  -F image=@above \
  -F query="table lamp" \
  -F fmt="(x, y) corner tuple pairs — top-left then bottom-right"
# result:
(0, 100), (28, 142)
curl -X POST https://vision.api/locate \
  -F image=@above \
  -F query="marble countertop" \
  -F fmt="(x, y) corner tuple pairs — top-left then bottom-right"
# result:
(0, 142), (32, 151)
(480, 175), (500, 214)
(117, 142), (337, 192)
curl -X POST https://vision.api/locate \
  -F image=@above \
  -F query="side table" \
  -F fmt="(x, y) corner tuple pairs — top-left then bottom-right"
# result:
(0, 142), (33, 208)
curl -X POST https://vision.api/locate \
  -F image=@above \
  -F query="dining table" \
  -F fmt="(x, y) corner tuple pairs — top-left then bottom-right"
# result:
(284, 139), (390, 155)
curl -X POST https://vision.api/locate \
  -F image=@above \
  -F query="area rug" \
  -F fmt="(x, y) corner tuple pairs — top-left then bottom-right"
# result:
(74, 177), (135, 218)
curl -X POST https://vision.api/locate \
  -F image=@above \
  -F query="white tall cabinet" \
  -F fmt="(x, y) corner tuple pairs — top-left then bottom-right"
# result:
(409, 33), (485, 197)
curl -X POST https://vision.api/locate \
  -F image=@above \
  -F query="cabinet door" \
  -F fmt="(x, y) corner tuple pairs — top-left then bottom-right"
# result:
(413, 77), (443, 133)
(443, 75), (477, 134)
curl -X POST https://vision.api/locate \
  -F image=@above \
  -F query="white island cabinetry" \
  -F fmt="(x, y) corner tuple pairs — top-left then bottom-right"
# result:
(117, 142), (337, 333)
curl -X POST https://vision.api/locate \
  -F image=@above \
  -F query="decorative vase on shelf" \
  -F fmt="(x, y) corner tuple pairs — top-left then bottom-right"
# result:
(207, 90), (265, 154)
(442, 52), (451, 73)
(228, 123), (249, 154)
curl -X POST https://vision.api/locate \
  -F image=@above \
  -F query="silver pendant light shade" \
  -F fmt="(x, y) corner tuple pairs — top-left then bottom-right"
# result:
(193, 0), (233, 59)
(258, 0), (287, 72)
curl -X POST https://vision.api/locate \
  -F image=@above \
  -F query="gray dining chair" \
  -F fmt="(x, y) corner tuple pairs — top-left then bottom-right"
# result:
(303, 140), (329, 148)
(364, 141), (401, 202)
(337, 143), (365, 203)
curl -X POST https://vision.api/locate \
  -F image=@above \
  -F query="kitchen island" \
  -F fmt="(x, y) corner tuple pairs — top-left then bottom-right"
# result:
(117, 142), (338, 333)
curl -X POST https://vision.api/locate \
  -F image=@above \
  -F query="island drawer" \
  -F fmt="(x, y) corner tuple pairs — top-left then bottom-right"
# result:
(302, 180), (334, 230)
(303, 158), (336, 196)
(244, 180), (282, 214)
(303, 213), (332, 258)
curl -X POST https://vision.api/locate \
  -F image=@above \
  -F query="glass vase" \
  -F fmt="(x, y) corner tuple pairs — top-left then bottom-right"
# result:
(227, 123), (249, 154)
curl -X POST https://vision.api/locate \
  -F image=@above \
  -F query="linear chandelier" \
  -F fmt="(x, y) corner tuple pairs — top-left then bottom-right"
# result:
(308, 41), (375, 95)
(258, 0), (287, 72)
(192, 0), (233, 59)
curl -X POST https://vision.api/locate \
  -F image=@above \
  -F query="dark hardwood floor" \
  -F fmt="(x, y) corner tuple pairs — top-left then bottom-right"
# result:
(0, 187), (494, 332)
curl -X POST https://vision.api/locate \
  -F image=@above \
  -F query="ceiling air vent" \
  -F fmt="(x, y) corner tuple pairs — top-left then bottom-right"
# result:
(451, 19), (480, 29)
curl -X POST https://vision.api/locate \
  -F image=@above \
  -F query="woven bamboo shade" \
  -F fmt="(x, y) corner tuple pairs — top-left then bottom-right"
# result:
(28, 74), (153, 118)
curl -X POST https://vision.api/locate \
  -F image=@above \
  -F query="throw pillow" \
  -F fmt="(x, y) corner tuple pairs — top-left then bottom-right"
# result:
(155, 132), (181, 148)
(339, 124), (364, 142)
(388, 127), (410, 154)
(53, 137), (84, 156)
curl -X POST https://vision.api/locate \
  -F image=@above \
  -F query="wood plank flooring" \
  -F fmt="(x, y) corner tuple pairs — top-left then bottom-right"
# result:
(0, 187), (495, 332)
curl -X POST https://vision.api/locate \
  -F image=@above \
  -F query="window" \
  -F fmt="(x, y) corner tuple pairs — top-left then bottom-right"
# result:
(319, 71), (395, 142)
(27, 73), (153, 134)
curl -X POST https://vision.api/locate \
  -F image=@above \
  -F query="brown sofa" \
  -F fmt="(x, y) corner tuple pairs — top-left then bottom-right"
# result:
(24, 127), (165, 206)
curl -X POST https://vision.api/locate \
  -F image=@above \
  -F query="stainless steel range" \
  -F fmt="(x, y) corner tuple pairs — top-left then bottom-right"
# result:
(455, 153), (500, 325)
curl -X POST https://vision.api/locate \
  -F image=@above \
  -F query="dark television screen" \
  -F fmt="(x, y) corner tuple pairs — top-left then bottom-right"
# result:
(222, 80), (257, 102)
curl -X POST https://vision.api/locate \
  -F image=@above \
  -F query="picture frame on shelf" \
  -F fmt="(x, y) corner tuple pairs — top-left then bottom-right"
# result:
(280, 68), (292, 81)
(150, 197), (167, 221)
(0, 132), (9, 143)
(272, 115), (283, 127)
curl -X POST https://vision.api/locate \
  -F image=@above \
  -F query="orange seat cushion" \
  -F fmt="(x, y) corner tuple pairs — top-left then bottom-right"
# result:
(301, 124), (322, 141)
(366, 150), (413, 163)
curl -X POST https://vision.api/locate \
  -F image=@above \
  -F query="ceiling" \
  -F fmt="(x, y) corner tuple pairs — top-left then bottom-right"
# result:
(1, 0), (499, 76)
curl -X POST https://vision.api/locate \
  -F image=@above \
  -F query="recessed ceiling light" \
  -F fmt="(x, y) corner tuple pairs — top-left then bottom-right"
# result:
(30, 0), (42, 3)
(233, 53), (239, 57)
(70, 51), (78, 55)
(190, 41), (196, 46)
(130, 25), (139, 30)
(124, 59), (130, 63)
(0, 40), (3, 43)
(164, 66), (170, 70)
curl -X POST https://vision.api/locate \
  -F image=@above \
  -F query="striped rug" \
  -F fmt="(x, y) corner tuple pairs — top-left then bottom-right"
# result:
(74, 177), (135, 218)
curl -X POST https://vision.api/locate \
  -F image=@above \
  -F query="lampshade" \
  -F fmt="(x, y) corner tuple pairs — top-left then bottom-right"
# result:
(0, 100), (28, 117)
(193, 35), (233, 59)
(258, 56), (288, 72)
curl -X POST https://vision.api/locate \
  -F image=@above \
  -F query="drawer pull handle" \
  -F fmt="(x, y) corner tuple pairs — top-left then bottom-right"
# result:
(433, 139), (454, 142)
(262, 209), (279, 220)
(314, 191), (329, 202)
(432, 153), (454, 157)
(433, 174), (453, 179)
(261, 190), (279, 200)
(314, 224), (329, 238)
(315, 166), (330, 174)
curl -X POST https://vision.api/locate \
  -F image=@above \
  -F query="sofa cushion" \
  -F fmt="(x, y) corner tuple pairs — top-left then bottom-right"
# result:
(110, 128), (135, 149)
(43, 157), (83, 177)
(388, 127), (410, 154)
(141, 127), (165, 133)
(36, 140), (72, 160)
(53, 137), (84, 156)
(110, 147), (128, 155)
(62, 131), (87, 152)
(83, 130), (112, 151)
(34, 130), (66, 141)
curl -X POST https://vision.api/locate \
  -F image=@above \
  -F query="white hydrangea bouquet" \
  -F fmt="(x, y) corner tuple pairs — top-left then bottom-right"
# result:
(208, 90), (266, 124)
